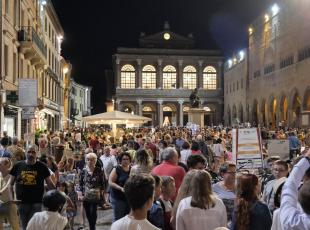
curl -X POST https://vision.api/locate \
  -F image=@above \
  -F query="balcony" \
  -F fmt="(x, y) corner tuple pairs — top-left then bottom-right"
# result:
(18, 26), (47, 68)
(115, 88), (223, 101)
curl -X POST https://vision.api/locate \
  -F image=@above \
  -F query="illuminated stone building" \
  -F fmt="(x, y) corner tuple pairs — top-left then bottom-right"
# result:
(113, 23), (224, 127)
(224, 1), (310, 128)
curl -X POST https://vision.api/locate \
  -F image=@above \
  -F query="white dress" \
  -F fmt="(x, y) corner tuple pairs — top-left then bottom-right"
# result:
(176, 196), (227, 230)
(111, 215), (160, 230)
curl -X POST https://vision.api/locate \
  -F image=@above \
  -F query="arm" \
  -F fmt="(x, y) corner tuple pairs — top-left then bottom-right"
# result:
(108, 168), (124, 192)
(176, 203), (186, 230)
(45, 176), (56, 190)
(280, 155), (310, 230)
(0, 175), (13, 194)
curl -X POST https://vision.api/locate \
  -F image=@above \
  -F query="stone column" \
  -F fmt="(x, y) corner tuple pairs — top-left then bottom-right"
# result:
(157, 99), (163, 127)
(198, 60), (203, 89)
(177, 60), (183, 89)
(178, 100), (184, 126)
(116, 58), (121, 88)
(217, 61), (223, 90)
(17, 108), (22, 140)
(136, 59), (142, 88)
(137, 99), (142, 116)
(157, 59), (163, 89)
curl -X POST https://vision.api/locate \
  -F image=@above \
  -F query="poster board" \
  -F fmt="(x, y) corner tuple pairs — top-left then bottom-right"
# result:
(18, 79), (38, 107)
(267, 140), (289, 160)
(232, 128), (263, 170)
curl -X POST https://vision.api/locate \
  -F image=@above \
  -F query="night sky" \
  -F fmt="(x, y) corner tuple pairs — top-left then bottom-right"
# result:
(51, 0), (271, 114)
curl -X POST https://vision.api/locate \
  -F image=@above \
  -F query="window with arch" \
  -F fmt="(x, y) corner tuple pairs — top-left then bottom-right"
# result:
(142, 65), (156, 89)
(163, 106), (173, 112)
(120, 64), (136, 89)
(183, 106), (190, 112)
(142, 106), (153, 112)
(203, 66), (217, 90)
(163, 65), (177, 89)
(183, 65), (197, 89)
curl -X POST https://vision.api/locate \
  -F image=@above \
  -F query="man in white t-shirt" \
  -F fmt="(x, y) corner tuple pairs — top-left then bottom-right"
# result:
(111, 174), (160, 230)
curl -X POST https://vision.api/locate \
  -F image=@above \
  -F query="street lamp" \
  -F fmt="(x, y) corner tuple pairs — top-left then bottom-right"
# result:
(63, 66), (69, 75)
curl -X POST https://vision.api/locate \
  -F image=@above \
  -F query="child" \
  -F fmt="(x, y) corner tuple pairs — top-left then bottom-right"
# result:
(27, 190), (68, 230)
(58, 182), (76, 230)
(67, 182), (78, 230)
(111, 174), (159, 230)
(148, 175), (164, 229)
(159, 176), (176, 230)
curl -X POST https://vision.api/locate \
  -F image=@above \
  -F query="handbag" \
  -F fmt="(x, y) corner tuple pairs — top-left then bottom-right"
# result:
(84, 188), (101, 203)
(83, 170), (101, 203)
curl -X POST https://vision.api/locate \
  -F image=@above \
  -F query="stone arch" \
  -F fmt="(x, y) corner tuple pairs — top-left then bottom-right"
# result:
(232, 104), (237, 120)
(303, 86), (310, 110)
(261, 98), (267, 127)
(162, 103), (177, 126)
(246, 104), (250, 122)
(279, 93), (288, 125)
(142, 104), (156, 112)
(252, 99), (259, 126)
(227, 106), (231, 126)
(121, 103), (135, 114)
(290, 88), (301, 127)
(238, 103), (244, 123)
(268, 95), (277, 128)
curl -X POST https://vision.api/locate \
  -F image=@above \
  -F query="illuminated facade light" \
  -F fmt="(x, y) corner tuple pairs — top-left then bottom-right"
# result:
(228, 59), (232, 68)
(233, 57), (237, 64)
(264, 14), (269, 22)
(248, 27), (253, 35)
(272, 4), (279, 16)
(239, 51), (245, 61)
(57, 35), (63, 41)
(63, 66), (69, 74)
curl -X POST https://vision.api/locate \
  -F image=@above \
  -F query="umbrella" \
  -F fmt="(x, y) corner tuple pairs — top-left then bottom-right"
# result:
(82, 110), (152, 137)
(82, 110), (152, 124)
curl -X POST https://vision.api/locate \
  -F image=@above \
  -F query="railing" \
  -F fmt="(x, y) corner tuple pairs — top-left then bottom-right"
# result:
(18, 26), (47, 58)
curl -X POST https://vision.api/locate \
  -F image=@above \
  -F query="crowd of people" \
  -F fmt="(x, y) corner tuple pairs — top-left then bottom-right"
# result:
(0, 126), (309, 230)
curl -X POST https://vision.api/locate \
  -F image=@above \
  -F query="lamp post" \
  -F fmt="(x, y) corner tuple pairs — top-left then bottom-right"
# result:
(63, 65), (70, 129)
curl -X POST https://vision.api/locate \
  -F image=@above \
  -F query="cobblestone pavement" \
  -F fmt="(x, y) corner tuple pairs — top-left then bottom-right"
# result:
(4, 208), (112, 230)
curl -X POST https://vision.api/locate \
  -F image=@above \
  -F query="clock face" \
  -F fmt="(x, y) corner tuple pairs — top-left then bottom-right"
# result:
(163, 33), (171, 40)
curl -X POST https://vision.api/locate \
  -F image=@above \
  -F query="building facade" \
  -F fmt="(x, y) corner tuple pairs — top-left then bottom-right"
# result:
(224, 0), (310, 128)
(224, 50), (248, 126)
(1, 0), (70, 136)
(36, 0), (64, 131)
(70, 80), (92, 127)
(113, 23), (224, 127)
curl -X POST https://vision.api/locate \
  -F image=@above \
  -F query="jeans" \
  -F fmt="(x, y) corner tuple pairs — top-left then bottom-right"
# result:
(83, 201), (97, 230)
(17, 203), (42, 230)
(110, 196), (130, 222)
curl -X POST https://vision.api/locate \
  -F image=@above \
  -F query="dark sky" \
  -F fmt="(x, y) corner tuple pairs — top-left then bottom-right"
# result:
(51, 0), (271, 113)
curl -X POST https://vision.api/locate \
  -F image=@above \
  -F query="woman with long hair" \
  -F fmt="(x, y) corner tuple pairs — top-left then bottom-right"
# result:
(130, 149), (152, 176)
(231, 174), (272, 230)
(0, 158), (19, 230)
(176, 170), (227, 230)
(171, 170), (196, 229)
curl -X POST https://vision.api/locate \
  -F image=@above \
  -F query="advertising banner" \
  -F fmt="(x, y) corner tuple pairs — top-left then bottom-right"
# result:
(232, 128), (263, 170)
